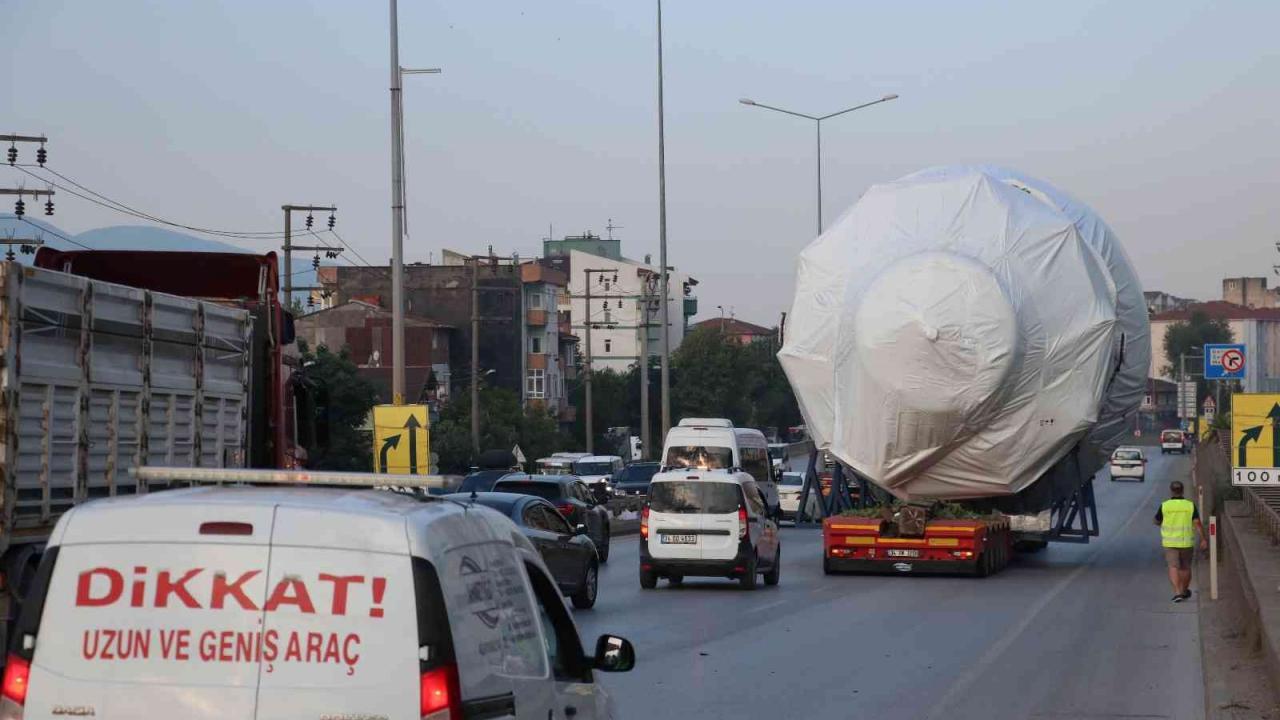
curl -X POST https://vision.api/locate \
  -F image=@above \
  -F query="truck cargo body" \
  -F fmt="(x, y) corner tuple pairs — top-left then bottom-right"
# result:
(0, 260), (251, 648)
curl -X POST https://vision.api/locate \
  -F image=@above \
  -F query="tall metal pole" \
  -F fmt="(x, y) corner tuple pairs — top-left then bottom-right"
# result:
(639, 276), (651, 460)
(656, 0), (672, 439)
(815, 119), (823, 235)
(471, 261), (481, 455)
(283, 210), (292, 310)
(584, 269), (594, 453)
(389, 0), (407, 405)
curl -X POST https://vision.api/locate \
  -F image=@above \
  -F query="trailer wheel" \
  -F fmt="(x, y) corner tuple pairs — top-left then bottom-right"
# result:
(823, 556), (834, 575)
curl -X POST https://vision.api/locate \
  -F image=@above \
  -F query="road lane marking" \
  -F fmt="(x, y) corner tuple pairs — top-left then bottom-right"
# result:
(745, 599), (788, 615)
(921, 477), (1161, 720)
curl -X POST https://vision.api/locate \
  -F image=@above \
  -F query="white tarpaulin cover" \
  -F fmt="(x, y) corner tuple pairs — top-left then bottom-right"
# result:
(779, 166), (1149, 502)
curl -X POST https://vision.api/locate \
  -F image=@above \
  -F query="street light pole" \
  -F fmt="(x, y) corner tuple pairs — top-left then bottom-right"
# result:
(656, 0), (672, 440)
(739, 93), (898, 234)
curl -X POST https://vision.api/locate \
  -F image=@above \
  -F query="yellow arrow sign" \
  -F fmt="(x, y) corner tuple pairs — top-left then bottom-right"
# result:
(372, 404), (430, 475)
(1231, 393), (1280, 469)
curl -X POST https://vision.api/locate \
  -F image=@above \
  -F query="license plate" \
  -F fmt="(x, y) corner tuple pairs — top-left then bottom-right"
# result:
(661, 534), (697, 544)
(885, 548), (919, 558)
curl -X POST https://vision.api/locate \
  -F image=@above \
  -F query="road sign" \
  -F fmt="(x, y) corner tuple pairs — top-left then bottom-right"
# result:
(372, 404), (430, 475)
(513, 445), (527, 464)
(1231, 393), (1280, 486)
(1176, 380), (1198, 418)
(1205, 343), (1246, 380)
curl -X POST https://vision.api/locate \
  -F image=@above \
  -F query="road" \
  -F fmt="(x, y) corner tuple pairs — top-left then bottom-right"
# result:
(578, 451), (1204, 720)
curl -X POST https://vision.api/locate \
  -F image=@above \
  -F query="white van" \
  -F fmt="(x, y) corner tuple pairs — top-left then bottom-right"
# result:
(572, 456), (624, 499)
(1, 469), (635, 720)
(660, 419), (780, 516)
(639, 471), (781, 590)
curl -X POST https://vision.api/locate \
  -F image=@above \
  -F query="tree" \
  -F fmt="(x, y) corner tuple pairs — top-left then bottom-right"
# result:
(298, 343), (379, 471)
(1163, 311), (1234, 378)
(431, 385), (572, 474)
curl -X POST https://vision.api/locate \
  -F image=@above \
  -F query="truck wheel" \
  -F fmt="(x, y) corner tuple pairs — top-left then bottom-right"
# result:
(764, 546), (781, 586)
(739, 553), (758, 591)
(639, 567), (657, 590)
(823, 556), (834, 575)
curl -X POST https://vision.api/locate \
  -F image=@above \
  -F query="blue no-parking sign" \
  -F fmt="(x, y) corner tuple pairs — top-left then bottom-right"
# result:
(1205, 343), (1246, 380)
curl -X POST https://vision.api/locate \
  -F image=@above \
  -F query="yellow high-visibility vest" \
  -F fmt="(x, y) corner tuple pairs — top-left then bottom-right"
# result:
(1160, 498), (1195, 548)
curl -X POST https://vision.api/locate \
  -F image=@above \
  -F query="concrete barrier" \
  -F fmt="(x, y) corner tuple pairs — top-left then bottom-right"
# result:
(1220, 501), (1280, 689)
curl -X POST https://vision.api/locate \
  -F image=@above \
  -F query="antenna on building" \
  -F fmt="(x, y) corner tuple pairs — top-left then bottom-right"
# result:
(606, 218), (623, 241)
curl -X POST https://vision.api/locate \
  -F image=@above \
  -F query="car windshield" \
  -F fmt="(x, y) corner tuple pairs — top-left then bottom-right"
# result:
(459, 470), (510, 493)
(1162, 431), (1182, 441)
(1113, 450), (1142, 461)
(617, 464), (660, 485)
(779, 473), (804, 486)
(492, 480), (563, 501)
(649, 481), (741, 514)
(664, 446), (733, 470)
(574, 461), (615, 476)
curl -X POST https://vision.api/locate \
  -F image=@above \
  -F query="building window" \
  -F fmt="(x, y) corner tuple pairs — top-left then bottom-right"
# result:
(604, 339), (612, 353)
(531, 335), (543, 354)
(527, 369), (545, 399)
(530, 292), (543, 309)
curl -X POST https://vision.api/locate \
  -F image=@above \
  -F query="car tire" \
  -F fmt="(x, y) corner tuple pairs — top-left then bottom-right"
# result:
(667, 574), (683, 586)
(740, 553), (758, 591)
(764, 546), (781, 586)
(598, 525), (611, 564)
(639, 566), (657, 590)
(572, 561), (599, 609)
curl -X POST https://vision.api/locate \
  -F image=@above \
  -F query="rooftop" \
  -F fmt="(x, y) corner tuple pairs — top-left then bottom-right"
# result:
(1151, 300), (1280, 322)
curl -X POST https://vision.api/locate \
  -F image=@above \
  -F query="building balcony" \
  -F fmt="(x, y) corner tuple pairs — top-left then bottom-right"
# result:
(527, 308), (548, 326)
(528, 353), (548, 370)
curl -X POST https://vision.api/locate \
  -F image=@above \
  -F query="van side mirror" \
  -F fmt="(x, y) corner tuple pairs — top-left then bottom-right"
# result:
(592, 634), (635, 673)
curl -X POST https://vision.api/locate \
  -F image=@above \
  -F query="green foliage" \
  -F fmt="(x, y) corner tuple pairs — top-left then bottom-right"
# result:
(672, 325), (801, 431)
(1162, 311), (1234, 377)
(432, 386), (570, 474)
(298, 343), (379, 471)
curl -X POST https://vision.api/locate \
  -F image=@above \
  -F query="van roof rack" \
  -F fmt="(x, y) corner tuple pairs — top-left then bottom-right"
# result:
(130, 466), (448, 489)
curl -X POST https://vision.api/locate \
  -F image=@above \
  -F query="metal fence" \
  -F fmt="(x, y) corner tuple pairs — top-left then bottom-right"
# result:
(1201, 439), (1280, 545)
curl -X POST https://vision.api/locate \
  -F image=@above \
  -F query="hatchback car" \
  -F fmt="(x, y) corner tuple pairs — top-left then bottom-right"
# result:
(777, 471), (821, 521)
(1161, 429), (1187, 454)
(493, 475), (612, 563)
(614, 462), (660, 496)
(1, 468), (635, 720)
(448, 492), (601, 609)
(640, 471), (781, 590)
(1110, 446), (1147, 481)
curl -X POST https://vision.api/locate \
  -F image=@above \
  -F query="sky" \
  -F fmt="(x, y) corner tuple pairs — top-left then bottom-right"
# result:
(3, 0), (1278, 325)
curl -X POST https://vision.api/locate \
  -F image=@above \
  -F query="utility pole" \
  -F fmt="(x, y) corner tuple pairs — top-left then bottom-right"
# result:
(0, 234), (42, 261)
(471, 259), (480, 454)
(0, 189), (55, 221)
(281, 204), (338, 310)
(584, 268), (595, 454)
(656, 0), (673, 440)
(639, 272), (656, 460)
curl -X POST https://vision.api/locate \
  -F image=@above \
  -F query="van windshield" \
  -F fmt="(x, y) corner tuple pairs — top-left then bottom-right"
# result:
(574, 461), (615, 476)
(664, 446), (733, 470)
(649, 481), (741, 514)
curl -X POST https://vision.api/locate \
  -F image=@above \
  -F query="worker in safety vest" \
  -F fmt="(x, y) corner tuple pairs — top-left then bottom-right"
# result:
(1153, 480), (1206, 602)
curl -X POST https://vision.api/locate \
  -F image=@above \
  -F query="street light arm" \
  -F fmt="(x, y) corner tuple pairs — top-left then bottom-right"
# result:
(739, 99), (819, 121)
(818, 94), (899, 121)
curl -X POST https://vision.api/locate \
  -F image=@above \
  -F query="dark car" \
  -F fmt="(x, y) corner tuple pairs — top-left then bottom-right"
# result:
(459, 469), (527, 494)
(614, 462), (660, 496)
(493, 475), (612, 563)
(447, 491), (600, 609)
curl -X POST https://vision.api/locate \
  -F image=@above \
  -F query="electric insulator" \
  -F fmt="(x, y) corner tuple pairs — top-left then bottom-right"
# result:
(13, 199), (24, 217)
(612, 273), (618, 283)
(44, 199), (54, 216)
(327, 213), (335, 230)
(6, 146), (16, 165)
(305, 214), (314, 229)
(20, 244), (32, 255)
(307, 295), (315, 308)
(36, 146), (47, 166)
(312, 254), (320, 269)
(4, 249), (13, 261)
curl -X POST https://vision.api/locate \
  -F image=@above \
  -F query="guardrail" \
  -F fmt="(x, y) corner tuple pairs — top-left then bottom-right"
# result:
(1244, 487), (1280, 545)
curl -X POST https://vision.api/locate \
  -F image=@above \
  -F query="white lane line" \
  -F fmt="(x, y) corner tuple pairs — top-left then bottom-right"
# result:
(745, 599), (788, 615)
(921, 477), (1161, 720)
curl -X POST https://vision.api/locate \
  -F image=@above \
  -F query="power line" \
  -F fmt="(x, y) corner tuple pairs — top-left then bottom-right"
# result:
(15, 216), (94, 251)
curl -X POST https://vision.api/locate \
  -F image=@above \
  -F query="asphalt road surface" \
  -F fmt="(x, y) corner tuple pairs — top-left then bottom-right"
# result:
(578, 451), (1203, 720)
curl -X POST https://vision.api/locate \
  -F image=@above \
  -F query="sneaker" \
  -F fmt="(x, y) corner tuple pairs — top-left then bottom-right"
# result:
(1172, 594), (1186, 603)
(1181, 590), (1193, 600)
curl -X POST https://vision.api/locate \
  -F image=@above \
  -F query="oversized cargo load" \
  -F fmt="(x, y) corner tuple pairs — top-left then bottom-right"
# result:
(779, 166), (1149, 513)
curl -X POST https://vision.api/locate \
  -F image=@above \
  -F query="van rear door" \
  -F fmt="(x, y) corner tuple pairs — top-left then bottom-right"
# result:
(253, 505), (421, 720)
(22, 500), (277, 720)
(647, 479), (741, 561)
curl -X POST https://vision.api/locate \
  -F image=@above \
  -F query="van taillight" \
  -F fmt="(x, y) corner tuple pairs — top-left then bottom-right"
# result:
(420, 663), (461, 719)
(738, 506), (748, 540)
(640, 506), (650, 539)
(2, 653), (30, 706)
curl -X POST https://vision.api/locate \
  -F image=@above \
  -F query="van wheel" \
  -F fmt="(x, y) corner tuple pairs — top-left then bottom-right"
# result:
(639, 567), (657, 590)
(572, 561), (598, 609)
(739, 553), (758, 591)
(764, 547), (781, 586)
